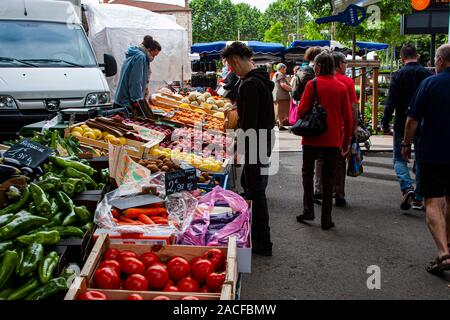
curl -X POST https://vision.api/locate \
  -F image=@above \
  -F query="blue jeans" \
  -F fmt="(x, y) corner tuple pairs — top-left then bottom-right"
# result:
(393, 132), (422, 200)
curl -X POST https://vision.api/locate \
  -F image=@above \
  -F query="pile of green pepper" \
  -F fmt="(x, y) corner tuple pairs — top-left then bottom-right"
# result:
(0, 156), (106, 300)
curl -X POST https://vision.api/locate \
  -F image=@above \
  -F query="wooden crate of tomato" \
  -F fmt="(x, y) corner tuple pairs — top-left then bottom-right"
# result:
(64, 234), (237, 300)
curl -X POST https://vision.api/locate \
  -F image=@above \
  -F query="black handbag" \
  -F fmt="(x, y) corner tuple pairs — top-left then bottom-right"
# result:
(290, 79), (328, 137)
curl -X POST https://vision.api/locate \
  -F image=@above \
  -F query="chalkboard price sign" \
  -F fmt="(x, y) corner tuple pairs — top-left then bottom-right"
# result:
(4, 139), (53, 168)
(165, 168), (197, 196)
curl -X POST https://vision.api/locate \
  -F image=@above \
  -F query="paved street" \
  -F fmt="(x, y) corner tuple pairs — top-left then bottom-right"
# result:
(240, 139), (450, 299)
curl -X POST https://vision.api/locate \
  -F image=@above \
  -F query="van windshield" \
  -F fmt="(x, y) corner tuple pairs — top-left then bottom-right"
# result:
(0, 20), (97, 67)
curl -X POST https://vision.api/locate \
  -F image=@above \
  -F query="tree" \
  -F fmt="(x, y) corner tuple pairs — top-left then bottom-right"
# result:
(235, 3), (264, 41)
(264, 21), (284, 43)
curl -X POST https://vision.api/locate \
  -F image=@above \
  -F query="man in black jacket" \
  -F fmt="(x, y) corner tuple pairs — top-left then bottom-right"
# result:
(222, 42), (275, 256)
(382, 45), (433, 211)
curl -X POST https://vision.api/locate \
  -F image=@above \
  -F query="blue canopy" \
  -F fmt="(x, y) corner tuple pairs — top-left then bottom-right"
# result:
(287, 40), (332, 50)
(356, 41), (389, 51)
(191, 41), (285, 56)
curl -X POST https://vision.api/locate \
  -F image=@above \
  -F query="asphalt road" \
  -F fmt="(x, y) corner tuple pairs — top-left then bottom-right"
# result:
(240, 152), (450, 300)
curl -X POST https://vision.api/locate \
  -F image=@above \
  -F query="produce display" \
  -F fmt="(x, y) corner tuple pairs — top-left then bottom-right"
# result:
(0, 154), (109, 300)
(149, 148), (224, 172)
(180, 91), (232, 114)
(77, 290), (201, 300)
(89, 247), (226, 295)
(138, 156), (181, 174)
(110, 203), (169, 226)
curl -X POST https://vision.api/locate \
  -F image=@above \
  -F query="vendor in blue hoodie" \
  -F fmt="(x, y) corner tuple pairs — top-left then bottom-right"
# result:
(114, 35), (161, 116)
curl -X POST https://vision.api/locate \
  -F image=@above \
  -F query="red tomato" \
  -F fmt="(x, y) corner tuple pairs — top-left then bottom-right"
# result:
(182, 296), (199, 300)
(153, 296), (170, 300)
(202, 249), (225, 271)
(152, 262), (168, 270)
(99, 260), (121, 275)
(145, 265), (170, 290)
(177, 276), (200, 293)
(128, 294), (144, 300)
(94, 267), (120, 289)
(78, 290), (108, 300)
(166, 279), (175, 287)
(163, 284), (179, 292)
(167, 257), (190, 282)
(206, 272), (225, 292)
(118, 250), (138, 261)
(124, 274), (149, 291)
(191, 259), (214, 284)
(139, 252), (160, 269)
(200, 285), (210, 293)
(103, 248), (120, 261)
(120, 257), (145, 275)
(190, 256), (203, 266)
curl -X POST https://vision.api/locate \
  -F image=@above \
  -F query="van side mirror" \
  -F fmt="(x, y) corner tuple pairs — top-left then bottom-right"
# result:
(101, 54), (117, 77)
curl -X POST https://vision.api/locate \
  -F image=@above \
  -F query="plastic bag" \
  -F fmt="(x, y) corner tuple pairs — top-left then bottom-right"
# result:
(179, 186), (250, 248)
(347, 142), (363, 177)
(94, 184), (197, 237)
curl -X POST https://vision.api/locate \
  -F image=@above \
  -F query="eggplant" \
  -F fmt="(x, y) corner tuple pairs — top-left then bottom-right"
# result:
(20, 167), (34, 176)
(0, 157), (23, 169)
(0, 165), (22, 183)
(34, 166), (44, 179)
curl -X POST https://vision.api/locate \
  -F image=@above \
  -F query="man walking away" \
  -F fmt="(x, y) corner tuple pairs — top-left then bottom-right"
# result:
(331, 52), (358, 207)
(402, 44), (450, 274)
(222, 42), (275, 256)
(383, 45), (432, 211)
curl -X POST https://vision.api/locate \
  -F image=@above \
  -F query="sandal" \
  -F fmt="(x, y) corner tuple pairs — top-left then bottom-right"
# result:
(426, 255), (450, 275)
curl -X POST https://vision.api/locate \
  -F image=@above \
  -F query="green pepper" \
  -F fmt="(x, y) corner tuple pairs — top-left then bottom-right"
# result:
(48, 226), (84, 238)
(100, 168), (109, 183)
(38, 251), (59, 284)
(42, 163), (63, 175)
(15, 210), (32, 218)
(7, 277), (40, 300)
(55, 191), (75, 214)
(60, 267), (77, 280)
(62, 211), (77, 226)
(50, 199), (59, 216)
(49, 156), (95, 176)
(0, 214), (48, 241)
(65, 178), (85, 194)
(17, 230), (60, 246)
(62, 167), (97, 189)
(0, 214), (15, 228)
(50, 130), (58, 149)
(74, 206), (92, 224)
(29, 183), (52, 218)
(44, 212), (66, 228)
(25, 277), (68, 300)
(96, 183), (106, 191)
(41, 172), (63, 181)
(28, 203), (37, 215)
(80, 222), (94, 233)
(0, 250), (18, 290)
(36, 183), (55, 193)
(61, 182), (75, 196)
(18, 243), (44, 278)
(0, 241), (13, 257)
(15, 248), (24, 276)
(0, 288), (14, 300)
(0, 187), (30, 215)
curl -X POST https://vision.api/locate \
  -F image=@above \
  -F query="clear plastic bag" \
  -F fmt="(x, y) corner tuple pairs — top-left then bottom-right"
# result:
(179, 186), (250, 248)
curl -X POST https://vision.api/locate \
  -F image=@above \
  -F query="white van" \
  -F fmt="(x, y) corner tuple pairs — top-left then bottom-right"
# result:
(0, 0), (117, 137)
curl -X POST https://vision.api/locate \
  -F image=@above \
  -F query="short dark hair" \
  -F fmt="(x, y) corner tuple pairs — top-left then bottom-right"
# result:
(305, 47), (323, 62)
(143, 36), (162, 51)
(332, 52), (347, 69)
(314, 51), (335, 76)
(221, 42), (253, 60)
(400, 44), (417, 60)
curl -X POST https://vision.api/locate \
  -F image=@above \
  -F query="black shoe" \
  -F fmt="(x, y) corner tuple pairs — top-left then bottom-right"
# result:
(400, 189), (415, 211)
(412, 198), (425, 211)
(321, 221), (335, 230)
(335, 198), (347, 207)
(252, 245), (273, 257)
(297, 210), (315, 222)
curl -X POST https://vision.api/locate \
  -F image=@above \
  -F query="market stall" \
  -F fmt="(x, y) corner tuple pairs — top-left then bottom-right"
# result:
(0, 89), (248, 300)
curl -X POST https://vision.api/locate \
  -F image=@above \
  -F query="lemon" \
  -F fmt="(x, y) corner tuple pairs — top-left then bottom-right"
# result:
(109, 137), (122, 146)
(71, 131), (82, 137)
(104, 134), (115, 142)
(83, 127), (93, 134)
(199, 164), (210, 171)
(71, 127), (83, 135)
(80, 124), (89, 129)
(102, 131), (110, 139)
(93, 129), (102, 140)
(83, 131), (96, 140)
(118, 137), (127, 145)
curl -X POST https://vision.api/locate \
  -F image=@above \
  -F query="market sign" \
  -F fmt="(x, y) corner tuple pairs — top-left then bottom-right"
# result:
(4, 139), (53, 168)
(165, 168), (197, 196)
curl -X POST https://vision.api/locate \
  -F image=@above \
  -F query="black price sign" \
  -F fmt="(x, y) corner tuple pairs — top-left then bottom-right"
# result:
(4, 139), (53, 168)
(165, 168), (197, 196)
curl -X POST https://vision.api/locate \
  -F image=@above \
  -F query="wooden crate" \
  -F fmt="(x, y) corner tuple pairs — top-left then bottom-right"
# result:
(71, 234), (237, 300)
(65, 276), (228, 300)
(64, 122), (146, 158)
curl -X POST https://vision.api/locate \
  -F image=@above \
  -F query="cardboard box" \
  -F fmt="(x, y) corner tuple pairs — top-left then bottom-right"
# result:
(66, 234), (237, 300)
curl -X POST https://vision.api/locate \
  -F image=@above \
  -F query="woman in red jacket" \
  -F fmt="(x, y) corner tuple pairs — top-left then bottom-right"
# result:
(295, 51), (353, 230)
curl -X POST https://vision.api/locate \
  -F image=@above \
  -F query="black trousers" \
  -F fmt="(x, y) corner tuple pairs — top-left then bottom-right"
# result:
(241, 164), (271, 249)
(302, 146), (339, 225)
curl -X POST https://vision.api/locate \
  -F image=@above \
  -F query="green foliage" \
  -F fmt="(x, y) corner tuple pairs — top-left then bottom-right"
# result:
(264, 21), (284, 43)
(235, 3), (264, 40)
